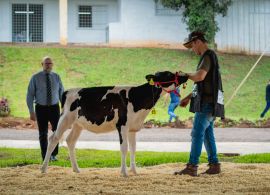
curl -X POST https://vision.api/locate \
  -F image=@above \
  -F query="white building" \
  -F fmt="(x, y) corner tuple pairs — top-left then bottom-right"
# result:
(0, 0), (269, 54)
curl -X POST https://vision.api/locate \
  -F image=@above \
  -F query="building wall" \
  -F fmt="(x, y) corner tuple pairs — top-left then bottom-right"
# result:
(45, 0), (59, 42)
(68, 0), (118, 43)
(109, 0), (188, 47)
(0, 0), (59, 42)
(0, 0), (269, 55)
(216, 0), (270, 54)
(0, 0), (10, 42)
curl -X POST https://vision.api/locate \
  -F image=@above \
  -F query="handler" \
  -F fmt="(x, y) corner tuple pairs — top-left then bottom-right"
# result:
(175, 31), (225, 176)
(167, 88), (180, 123)
(26, 56), (64, 161)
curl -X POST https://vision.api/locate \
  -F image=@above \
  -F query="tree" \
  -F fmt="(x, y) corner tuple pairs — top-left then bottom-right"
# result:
(156, 0), (232, 44)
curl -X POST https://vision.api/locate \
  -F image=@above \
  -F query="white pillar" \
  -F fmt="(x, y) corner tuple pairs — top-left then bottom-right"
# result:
(59, 0), (68, 45)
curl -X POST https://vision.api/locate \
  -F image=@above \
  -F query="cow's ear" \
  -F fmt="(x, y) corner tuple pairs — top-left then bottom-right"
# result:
(145, 74), (155, 81)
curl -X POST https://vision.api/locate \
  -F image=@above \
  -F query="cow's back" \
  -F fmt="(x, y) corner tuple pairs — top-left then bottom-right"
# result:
(63, 86), (131, 133)
(62, 84), (161, 133)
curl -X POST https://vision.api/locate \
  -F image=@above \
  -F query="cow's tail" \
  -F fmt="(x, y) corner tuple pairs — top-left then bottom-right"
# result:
(58, 90), (69, 146)
(61, 91), (68, 109)
(59, 90), (68, 118)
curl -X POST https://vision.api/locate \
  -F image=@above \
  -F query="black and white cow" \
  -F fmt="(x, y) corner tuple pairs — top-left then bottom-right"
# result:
(41, 71), (188, 176)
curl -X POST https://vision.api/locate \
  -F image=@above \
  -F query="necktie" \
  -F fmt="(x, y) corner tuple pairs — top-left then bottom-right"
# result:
(46, 73), (52, 105)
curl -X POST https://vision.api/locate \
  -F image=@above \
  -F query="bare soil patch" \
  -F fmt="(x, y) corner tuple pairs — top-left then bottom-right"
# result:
(0, 117), (37, 129)
(0, 163), (270, 194)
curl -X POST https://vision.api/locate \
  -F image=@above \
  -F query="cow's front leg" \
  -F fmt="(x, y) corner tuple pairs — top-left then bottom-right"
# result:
(128, 131), (137, 174)
(117, 125), (128, 177)
(66, 123), (82, 173)
(41, 116), (69, 173)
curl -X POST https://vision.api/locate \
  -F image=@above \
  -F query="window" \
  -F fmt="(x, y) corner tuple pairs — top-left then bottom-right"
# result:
(78, 5), (92, 28)
(29, 4), (43, 42)
(12, 4), (27, 42)
(155, 0), (181, 16)
(12, 4), (43, 42)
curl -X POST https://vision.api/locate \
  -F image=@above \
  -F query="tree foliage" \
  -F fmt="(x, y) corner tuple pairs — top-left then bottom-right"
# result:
(156, 0), (232, 43)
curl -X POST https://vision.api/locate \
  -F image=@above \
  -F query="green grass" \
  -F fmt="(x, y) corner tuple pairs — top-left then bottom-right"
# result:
(0, 147), (190, 168)
(0, 147), (269, 168)
(0, 45), (269, 121)
(233, 153), (270, 163)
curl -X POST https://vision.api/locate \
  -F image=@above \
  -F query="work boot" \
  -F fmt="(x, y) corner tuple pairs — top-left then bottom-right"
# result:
(174, 164), (198, 177)
(202, 163), (221, 174)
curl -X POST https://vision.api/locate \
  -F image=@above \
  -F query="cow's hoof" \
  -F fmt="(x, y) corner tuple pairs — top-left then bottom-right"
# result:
(40, 166), (47, 173)
(73, 169), (80, 173)
(121, 171), (128, 177)
(130, 169), (137, 175)
(130, 167), (137, 175)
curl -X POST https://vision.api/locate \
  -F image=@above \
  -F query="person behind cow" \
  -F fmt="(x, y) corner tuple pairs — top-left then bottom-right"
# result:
(26, 56), (64, 161)
(174, 31), (225, 176)
(165, 88), (181, 123)
(260, 80), (270, 118)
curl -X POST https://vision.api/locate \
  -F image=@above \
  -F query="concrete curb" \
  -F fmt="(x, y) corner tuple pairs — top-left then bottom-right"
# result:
(1, 140), (270, 155)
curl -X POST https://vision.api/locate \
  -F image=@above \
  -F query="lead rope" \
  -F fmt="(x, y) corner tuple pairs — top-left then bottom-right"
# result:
(225, 43), (270, 108)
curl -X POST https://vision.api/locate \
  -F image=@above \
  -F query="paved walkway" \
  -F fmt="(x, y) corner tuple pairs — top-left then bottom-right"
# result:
(1, 128), (270, 142)
(0, 128), (270, 154)
(1, 140), (270, 155)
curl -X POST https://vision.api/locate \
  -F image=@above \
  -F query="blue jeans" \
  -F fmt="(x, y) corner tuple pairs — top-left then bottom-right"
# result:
(189, 103), (219, 165)
(168, 102), (179, 122)
(261, 101), (270, 118)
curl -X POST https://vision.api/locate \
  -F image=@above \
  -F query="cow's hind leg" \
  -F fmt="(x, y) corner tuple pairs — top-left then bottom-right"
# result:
(117, 125), (129, 177)
(128, 131), (137, 174)
(66, 123), (82, 173)
(41, 115), (72, 173)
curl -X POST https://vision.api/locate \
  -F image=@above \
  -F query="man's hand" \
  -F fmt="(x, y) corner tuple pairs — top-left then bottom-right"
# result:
(180, 98), (190, 107)
(30, 112), (36, 121)
(179, 94), (192, 107)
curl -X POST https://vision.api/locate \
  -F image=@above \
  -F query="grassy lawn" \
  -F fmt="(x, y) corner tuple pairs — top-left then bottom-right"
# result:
(1, 147), (270, 168)
(0, 45), (270, 121)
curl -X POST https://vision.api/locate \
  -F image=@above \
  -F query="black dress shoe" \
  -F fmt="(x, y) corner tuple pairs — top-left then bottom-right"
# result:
(50, 156), (58, 162)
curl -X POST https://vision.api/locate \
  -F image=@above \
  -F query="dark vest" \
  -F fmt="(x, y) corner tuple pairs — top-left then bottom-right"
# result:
(189, 49), (225, 119)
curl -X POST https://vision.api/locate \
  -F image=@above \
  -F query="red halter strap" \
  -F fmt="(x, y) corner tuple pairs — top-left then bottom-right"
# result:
(162, 87), (181, 97)
(154, 72), (180, 96)
(154, 72), (179, 86)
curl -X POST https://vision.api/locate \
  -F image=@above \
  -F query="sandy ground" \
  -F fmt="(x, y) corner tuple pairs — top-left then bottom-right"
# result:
(1, 163), (270, 195)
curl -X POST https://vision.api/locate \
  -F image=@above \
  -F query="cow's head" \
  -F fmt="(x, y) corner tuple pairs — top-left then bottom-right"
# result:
(145, 71), (188, 88)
